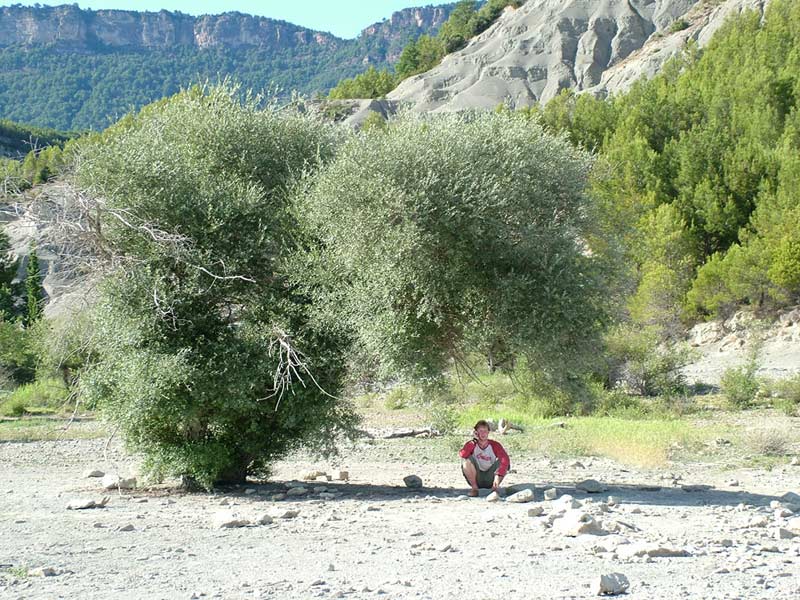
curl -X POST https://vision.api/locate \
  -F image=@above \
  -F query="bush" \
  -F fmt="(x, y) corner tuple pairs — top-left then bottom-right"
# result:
(604, 324), (694, 396)
(3, 377), (69, 415)
(770, 373), (800, 413)
(0, 395), (26, 417)
(720, 365), (760, 408)
(383, 386), (414, 410)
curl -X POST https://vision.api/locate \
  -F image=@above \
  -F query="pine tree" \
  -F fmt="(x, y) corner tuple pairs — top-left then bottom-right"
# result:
(0, 229), (18, 320)
(24, 245), (43, 327)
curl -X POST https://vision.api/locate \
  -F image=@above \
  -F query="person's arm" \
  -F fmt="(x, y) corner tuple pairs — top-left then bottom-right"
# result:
(491, 441), (511, 477)
(459, 439), (477, 459)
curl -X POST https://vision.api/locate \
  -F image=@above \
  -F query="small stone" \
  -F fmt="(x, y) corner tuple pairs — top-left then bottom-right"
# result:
(720, 539), (733, 547)
(286, 486), (308, 497)
(553, 495), (582, 510)
(544, 488), (558, 500)
(279, 509), (299, 519)
(486, 491), (501, 503)
(595, 572), (629, 596)
(313, 486), (328, 493)
(118, 524), (135, 532)
(748, 516), (769, 528)
(271, 494), (287, 501)
(528, 506), (544, 517)
(507, 488), (534, 503)
(577, 479), (608, 493)
(244, 488), (257, 495)
(777, 528), (797, 540)
(403, 475), (423, 489)
(258, 514), (274, 525)
(727, 480), (740, 487)
(101, 474), (137, 491)
(552, 510), (607, 536)
(607, 496), (620, 506)
(302, 471), (326, 481)
(617, 542), (690, 559)
(776, 508), (794, 519)
(83, 469), (105, 478)
(790, 457), (799, 466)
(332, 470), (349, 481)
(212, 511), (251, 528)
(29, 567), (57, 577)
(570, 461), (586, 469)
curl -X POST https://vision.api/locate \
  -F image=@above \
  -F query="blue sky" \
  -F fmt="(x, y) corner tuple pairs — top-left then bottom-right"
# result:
(0, 1), (438, 39)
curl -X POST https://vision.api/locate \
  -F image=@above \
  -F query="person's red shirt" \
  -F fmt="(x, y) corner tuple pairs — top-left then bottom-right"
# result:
(459, 439), (510, 477)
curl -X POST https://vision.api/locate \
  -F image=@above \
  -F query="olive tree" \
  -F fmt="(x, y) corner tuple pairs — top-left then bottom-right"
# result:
(298, 111), (610, 392)
(75, 86), (356, 488)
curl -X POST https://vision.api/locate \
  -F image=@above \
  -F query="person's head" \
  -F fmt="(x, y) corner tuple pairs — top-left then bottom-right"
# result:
(474, 420), (490, 440)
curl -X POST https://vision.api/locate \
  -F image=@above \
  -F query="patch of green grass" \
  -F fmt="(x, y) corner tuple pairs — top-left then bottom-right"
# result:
(0, 377), (70, 416)
(0, 417), (105, 442)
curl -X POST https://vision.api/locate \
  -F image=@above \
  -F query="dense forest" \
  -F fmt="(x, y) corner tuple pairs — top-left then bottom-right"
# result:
(531, 0), (800, 332)
(0, 5), (456, 131)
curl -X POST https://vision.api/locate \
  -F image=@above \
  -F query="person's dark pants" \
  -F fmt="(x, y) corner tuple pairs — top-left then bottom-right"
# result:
(462, 456), (499, 489)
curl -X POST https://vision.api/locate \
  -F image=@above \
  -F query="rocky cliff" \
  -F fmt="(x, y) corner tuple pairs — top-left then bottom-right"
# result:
(0, 4), (453, 52)
(389, 0), (771, 112)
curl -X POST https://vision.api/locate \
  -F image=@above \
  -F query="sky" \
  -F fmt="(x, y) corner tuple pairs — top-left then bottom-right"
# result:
(0, 1), (437, 39)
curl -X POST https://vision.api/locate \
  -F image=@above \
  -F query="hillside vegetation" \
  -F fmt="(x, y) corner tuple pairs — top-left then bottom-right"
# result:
(530, 0), (800, 335)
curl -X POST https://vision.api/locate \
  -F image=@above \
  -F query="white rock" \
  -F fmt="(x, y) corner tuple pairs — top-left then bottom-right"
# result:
(790, 457), (799, 466)
(332, 470), (349, 481)
(577, 479), (608, 493)
(595, 572), (630, 596)
(748, 516), (769, 528)
(607, 496), (620, 506)
(258, 514), (274, 525)
(83, 469), (105, 478)
(552, 510), (606, 537)
(553, 495), (583, 510)
(544, 488), (558, 500)
(528, 506), (544, 517)
(212, 511), (250, 528)
(486, 491), (501, 503)
(403, 475), (423, 489)
(101, 474), (137, 491)
(786, 516), (800, 534)
(507, 488), (534, 503)
(29, 567), (57, 577)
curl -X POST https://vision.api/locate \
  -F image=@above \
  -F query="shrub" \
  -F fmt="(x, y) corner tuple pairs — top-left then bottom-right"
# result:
(604, 324), (694, 396)
(720, 365), (760, 408)
(3, 377), (69, 415)
(0, 395), (26, 417)
(383, 386), (413, 410)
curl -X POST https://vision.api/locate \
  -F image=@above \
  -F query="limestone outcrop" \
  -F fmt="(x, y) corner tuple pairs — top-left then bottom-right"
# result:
(389, 0), (771, 112)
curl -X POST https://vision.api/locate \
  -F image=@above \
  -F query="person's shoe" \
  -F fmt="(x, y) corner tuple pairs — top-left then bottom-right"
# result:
(468, 488), (479, 497)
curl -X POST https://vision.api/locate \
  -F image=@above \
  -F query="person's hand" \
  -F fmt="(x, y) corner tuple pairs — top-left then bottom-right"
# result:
(492, 476), (501, 491)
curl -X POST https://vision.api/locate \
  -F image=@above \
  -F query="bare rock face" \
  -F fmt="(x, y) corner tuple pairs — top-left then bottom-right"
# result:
(389, 0), (771, 112)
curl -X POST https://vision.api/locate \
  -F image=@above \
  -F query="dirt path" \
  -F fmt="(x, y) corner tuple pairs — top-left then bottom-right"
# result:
(2, 434), (800, 600)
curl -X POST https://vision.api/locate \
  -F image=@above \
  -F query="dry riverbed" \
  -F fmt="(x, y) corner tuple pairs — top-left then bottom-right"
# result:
(2, 422), (800, 600)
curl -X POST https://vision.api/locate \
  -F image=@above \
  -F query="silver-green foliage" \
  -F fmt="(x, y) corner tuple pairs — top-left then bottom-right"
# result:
(299, 111), (608, 386)
(76, 85), (356, 488)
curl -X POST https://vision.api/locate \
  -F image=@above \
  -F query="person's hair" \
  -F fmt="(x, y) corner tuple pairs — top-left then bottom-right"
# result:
(474, 419), (490, 431)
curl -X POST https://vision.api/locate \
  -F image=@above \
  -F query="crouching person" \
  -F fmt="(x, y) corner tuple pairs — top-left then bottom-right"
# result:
(459, 419), (511, 497)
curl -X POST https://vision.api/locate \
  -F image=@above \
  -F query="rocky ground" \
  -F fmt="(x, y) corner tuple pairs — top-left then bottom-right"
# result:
(2, 430), (800, 600)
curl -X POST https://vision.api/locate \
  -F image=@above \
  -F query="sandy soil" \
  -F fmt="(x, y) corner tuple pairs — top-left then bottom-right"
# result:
(2, 432), (800, 600)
